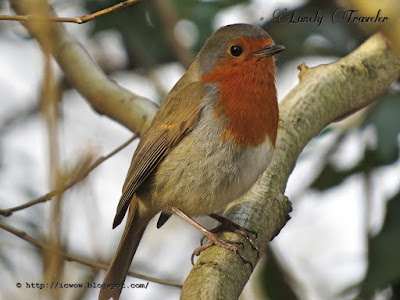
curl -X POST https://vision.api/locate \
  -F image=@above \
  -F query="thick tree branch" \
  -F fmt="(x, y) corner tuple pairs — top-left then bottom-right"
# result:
(10, 0), (158, 133)
(181, 33), (400, 299)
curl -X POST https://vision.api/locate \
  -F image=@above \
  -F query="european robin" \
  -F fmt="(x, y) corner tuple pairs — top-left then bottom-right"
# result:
(99, 23), (284, 300)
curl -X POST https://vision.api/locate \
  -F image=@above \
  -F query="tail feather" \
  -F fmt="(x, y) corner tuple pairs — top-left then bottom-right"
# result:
(99, 201), (153, 300)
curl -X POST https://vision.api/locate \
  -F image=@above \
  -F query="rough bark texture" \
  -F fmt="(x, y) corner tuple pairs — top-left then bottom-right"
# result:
(9, 0), (400, 299)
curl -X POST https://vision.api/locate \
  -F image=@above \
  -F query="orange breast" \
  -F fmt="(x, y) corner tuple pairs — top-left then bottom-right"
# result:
(201, 53), (279, 148)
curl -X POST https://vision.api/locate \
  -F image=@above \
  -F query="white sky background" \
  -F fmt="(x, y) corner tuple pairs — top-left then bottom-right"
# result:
(0, 0), (399, 299)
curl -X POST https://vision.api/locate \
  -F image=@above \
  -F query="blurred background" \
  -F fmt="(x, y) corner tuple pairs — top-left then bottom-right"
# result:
(0, 0), (399, 299)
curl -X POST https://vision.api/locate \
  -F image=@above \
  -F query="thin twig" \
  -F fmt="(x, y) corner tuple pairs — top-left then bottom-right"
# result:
(0, 134), (139, 216)
(0, 220), (182, 288)
(0, 0), (142, 24)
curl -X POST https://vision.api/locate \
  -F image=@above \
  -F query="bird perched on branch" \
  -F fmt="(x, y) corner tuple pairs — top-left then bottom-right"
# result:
(100, 23), (284, 300)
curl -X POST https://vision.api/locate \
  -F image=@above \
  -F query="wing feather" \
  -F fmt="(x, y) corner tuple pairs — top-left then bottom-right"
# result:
(113, 82), (206, 228)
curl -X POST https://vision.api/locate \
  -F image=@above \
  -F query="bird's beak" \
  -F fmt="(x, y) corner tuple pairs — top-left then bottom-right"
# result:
(256, 44), (286, 57)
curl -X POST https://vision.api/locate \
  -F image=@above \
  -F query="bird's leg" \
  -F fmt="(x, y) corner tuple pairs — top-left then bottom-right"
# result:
(171, 207), (253, 269)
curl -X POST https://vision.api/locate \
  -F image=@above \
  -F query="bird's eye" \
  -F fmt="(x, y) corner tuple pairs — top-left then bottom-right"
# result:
(230, 45), (243, 57)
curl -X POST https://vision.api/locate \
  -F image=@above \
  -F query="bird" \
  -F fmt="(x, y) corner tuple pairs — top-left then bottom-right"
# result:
(99, 23), (284, 300)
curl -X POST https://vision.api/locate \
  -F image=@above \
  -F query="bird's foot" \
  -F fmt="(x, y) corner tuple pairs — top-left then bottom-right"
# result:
(191, 230), (253, 269)
(192, 214), (259, 269)
(206, 213), (259, 256)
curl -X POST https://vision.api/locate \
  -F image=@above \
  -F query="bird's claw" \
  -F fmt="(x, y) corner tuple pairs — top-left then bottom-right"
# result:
(192, 233), (253, 269)
(207, 214), (260, 259)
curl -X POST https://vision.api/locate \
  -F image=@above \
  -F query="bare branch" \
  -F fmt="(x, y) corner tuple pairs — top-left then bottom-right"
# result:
(0, 0), (142, 24)
(0, 134), (138, 217)
(0, 220), (182, 288)
(40, 15), (64, 289)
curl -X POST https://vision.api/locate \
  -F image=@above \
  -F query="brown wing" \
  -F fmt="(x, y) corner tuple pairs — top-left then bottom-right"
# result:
(112, 82), (206, 228)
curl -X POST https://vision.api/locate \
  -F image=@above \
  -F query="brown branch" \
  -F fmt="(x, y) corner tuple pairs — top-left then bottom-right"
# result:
(39, 12), (64, 288)
(0, 0), (142, 24)
(0, 134), (138, 217)
(0, 220), (182, 288)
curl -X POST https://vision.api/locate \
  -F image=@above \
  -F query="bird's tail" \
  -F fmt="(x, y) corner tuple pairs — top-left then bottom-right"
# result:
(99, 199), (153, 300)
